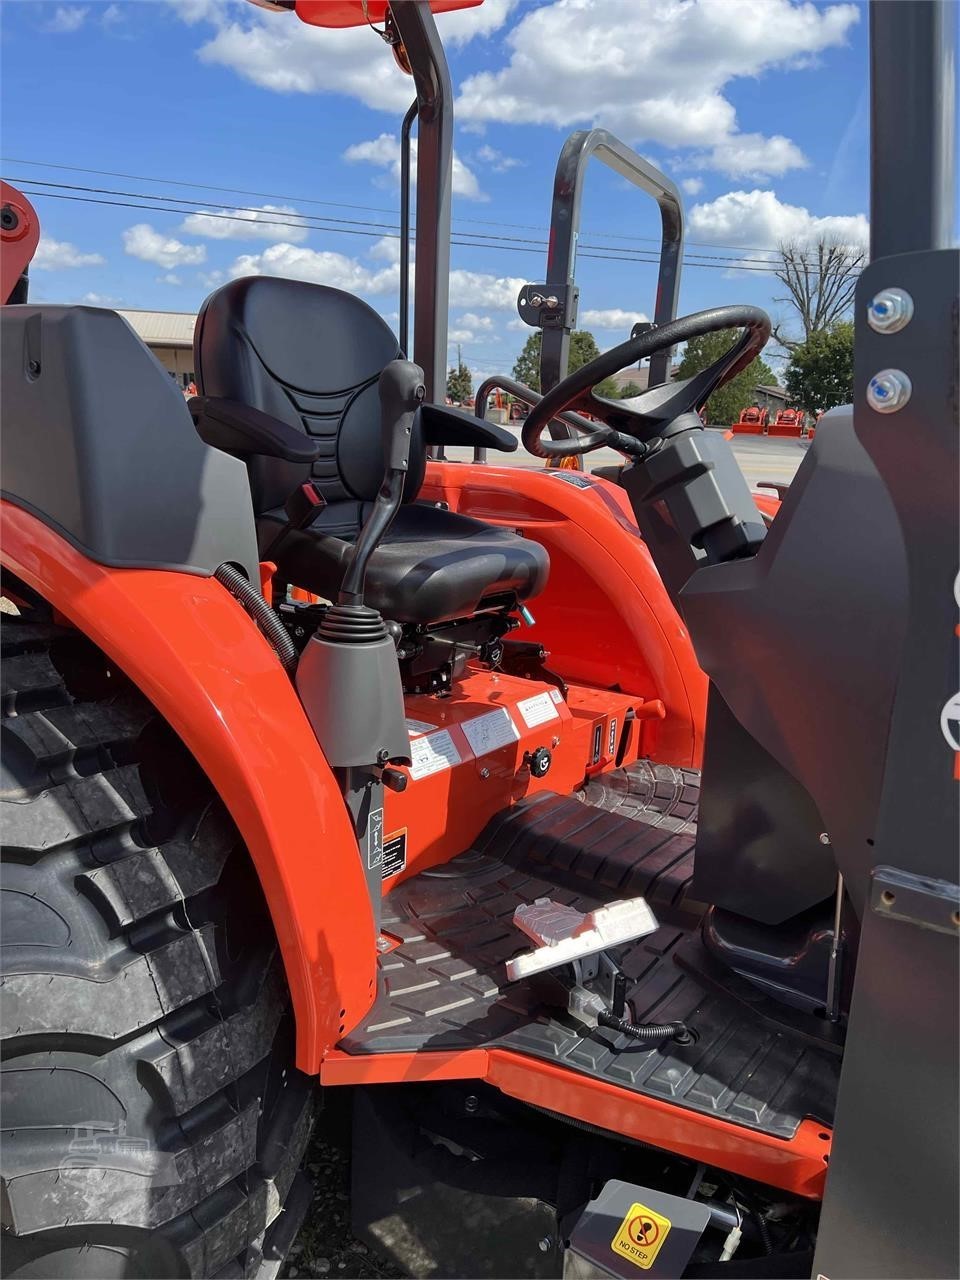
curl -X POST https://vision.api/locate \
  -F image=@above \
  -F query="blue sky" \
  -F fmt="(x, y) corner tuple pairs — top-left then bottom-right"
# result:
(3, 0), (874, 382)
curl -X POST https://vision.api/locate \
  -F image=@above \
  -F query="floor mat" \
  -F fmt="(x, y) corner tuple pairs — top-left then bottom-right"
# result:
(344, 784), (840, 1140)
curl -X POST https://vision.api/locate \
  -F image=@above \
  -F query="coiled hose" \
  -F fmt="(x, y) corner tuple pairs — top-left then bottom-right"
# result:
(597, 1011), (694, 1045)
(214, 563), (298, 674)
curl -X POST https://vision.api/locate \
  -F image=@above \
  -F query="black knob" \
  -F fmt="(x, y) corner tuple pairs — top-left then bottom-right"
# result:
(525, 747), (552, 779)
(381, 767), (408, 793)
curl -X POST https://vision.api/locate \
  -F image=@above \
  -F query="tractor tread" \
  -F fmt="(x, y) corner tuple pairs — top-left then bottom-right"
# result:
(0, 610), (312, 1279)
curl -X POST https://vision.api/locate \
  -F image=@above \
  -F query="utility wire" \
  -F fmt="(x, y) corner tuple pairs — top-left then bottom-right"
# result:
(5, 156), (839, 260)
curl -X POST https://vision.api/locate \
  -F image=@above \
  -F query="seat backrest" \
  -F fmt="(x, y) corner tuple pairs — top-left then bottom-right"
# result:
(194, 277), (426, 515)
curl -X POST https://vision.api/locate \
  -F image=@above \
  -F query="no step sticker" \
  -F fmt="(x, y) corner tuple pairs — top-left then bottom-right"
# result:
(611, 1202), (671, 1270)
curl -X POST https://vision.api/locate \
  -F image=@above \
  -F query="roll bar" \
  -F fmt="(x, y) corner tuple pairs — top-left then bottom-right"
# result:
(517, 129), (684, 402)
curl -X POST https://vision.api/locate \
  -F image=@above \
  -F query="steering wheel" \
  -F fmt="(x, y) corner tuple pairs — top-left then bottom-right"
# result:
(522, 305), (771, 459)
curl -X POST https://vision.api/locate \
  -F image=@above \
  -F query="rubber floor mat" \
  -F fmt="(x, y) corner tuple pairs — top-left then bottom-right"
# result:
(344, 791), (840, 1139)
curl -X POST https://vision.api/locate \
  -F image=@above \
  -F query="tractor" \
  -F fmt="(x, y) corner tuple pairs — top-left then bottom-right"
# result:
(1, 1), (957, 1278)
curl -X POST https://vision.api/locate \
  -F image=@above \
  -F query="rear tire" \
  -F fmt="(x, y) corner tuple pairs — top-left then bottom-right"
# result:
(0, 605), (313, 1278)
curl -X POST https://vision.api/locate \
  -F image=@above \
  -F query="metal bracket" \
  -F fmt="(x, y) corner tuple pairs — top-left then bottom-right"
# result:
(516, 282), (579, 331)
(870, 866), (960, 936)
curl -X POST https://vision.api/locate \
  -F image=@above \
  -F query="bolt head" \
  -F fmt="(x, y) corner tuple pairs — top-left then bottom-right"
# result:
(538, 1238), (553, 1253)
(819, 832), (831, 845)
(867, 288), (914, 334)
(867, 369), (912, 414)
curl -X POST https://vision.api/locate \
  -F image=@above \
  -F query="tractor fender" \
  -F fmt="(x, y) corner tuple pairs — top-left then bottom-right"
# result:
(1, 500), (376, 1073)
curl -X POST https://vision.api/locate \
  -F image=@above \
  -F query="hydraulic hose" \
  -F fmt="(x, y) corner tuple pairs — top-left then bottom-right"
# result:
(214, 563), (298, 675)
(597, 1011), (693, 1045)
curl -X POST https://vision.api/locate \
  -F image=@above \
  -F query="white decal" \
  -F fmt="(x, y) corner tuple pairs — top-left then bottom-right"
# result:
(517, 691), (561, 728)
(461, 707), (520, 758)
(408, 729), (461, 779)
(405, 718), (436, 737)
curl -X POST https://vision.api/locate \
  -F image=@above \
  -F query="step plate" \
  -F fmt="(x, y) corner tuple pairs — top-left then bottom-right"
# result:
(343, 790), (839, 1140)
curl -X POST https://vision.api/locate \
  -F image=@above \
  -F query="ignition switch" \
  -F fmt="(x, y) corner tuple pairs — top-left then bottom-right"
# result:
(524, 747), (552, 779)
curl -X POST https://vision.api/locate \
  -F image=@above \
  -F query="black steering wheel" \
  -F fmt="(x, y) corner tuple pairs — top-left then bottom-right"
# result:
(522, 305), (771, 459)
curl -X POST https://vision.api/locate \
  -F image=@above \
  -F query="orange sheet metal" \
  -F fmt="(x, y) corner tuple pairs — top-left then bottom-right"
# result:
(1, 501), (376, 1073)
(321, 1046), (830, 1199)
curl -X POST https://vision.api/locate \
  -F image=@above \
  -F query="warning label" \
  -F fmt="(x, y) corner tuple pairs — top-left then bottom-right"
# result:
(611, 1202), (672, 1271)
(461, 706), (519, 758)
(517, 691), (560, 728)
(405, 718), (436, 737)
(408, 729), (461, 779)
(368, 807), (383, 871)
(381, 829), (406, 880)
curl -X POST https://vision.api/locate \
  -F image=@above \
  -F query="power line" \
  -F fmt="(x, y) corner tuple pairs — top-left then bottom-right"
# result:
(5, 155), (834, 259)
(15, 182), (797, 275)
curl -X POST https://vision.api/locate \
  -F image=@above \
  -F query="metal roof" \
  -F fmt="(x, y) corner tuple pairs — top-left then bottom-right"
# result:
(117, 308), (196, 348)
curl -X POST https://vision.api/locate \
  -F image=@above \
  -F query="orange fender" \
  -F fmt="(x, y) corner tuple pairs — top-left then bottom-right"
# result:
(1, 501), (376, 1073)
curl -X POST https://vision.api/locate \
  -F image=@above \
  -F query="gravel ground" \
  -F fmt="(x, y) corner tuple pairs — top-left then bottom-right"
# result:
(282, 1101), (403, 1280)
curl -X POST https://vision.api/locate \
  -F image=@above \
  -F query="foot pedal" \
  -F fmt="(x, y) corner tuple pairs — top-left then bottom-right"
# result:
(506, 896), (658, 981)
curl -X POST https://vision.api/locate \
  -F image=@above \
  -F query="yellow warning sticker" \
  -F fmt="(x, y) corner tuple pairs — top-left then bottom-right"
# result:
(611, 1202), (672, 1270)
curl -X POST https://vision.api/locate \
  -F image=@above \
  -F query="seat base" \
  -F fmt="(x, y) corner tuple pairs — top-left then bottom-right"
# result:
(260, 502), (549, 624)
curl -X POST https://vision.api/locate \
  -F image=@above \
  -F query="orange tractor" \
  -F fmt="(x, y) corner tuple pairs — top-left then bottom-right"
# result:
(1, 2), (957, 1279)
(731, 405), (768, 434)
(769, 408), (806, 438)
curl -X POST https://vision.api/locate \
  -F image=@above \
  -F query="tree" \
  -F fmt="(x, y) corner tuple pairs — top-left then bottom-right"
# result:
(511, 329), (620, 398)
(784, 321), (854, 416)
(616, 381), (643, 399)
(675, 330), (777, 426)
(446, 360), (472, 404)
(773, 237), (866, 350)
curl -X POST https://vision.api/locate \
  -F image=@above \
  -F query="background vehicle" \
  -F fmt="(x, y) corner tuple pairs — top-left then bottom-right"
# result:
(1, 1), (956, 1278)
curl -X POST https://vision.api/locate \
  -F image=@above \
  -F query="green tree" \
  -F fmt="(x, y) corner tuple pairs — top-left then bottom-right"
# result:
(446, 360), (473, 404)
(784, 321), (854, 416)
(616, 381), (643, 399)
(675, 330), (777, 426)
(511, 329), (620, 399)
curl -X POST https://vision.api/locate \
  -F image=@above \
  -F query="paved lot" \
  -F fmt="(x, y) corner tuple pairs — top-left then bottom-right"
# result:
(439, 428), (806, 490)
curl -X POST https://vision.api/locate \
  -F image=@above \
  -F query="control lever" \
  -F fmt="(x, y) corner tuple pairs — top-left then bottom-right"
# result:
(339, 359), (425, 606)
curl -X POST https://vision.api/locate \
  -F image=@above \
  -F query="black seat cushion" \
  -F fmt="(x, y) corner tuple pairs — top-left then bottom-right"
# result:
(259, 502), (549, 625)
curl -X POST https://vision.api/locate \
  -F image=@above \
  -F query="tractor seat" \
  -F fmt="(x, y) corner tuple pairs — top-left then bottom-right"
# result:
(193, 277), (548, 624)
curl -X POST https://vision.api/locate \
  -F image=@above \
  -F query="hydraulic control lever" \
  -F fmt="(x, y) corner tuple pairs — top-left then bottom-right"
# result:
(339, 359), (425, 606)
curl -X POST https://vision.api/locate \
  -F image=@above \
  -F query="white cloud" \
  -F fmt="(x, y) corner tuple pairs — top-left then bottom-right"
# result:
(436, 0), (517, 44)
(158, 273), (183, 285)
(123, 223), (207, 268)
(369, 235), (401, 263)
(180, 203), (308, 243)
(102, 4), (123, 26)
(580, 308), (650, 331)
(199, 269), (225, 289)
(449, 269), (527, 310)
(457, 312), (496, 333)
(688, 189), (868, 249)
(681, 177), (704, 196)
(344, 134), (486, 202)
(82, 291), (119, 305)
(507, 316), (532, 332)
(474, 144), (523, 173)
(33, 236), (105, 270)
(448, 312), (500, 344)
(457, 0), (858, 177)
(228, 242), (399, 295)
(44, 5), (88, 33)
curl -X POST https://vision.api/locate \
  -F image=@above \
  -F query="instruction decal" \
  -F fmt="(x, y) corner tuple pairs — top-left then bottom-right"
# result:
(368, 807), (384, 871)
(381, 829), (407, 880)
(608, 718), (618, 758)
(405, 718), (436, 737)
(517, 691), (561, 728)
(408, 729), (461, 780)
(549, 687), (564, 704)
(461, 707), (520, 758)
(611, 1202), (672, 1270)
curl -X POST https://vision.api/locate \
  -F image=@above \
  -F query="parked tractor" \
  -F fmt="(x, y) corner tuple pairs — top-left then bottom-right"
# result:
(1, 2), (956, 1278)
(732, 405), (768, 434)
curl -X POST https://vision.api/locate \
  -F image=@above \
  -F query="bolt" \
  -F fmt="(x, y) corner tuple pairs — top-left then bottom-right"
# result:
(867, 369), (912, 414)
(479, 767), (490, 779)
(551, 736), (561, 748)
(867, 287), (914, 334)
(538, 1238), (553, 1253)
(464, 1094), (479, 1113)
(819, 832), (831, 845)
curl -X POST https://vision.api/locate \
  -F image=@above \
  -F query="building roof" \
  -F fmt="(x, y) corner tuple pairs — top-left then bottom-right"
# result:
(755, 383), (789, 402)
(117, 308), (196, 348)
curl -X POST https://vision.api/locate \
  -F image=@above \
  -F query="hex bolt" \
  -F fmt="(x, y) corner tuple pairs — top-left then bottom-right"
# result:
(479, 767), (490, 780)
(819, 832), (831, 845)
(464, 1094), (479, 1113)
(538, 1238), (553, 1253)
(867, 287), (914, 334)
(866, 369), (912, 414)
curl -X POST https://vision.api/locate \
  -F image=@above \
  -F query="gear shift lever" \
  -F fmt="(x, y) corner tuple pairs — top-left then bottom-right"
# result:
(339, 359), (425, 605)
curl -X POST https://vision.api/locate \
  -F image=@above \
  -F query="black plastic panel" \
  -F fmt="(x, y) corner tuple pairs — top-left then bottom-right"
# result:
(1, 306), (258, 580)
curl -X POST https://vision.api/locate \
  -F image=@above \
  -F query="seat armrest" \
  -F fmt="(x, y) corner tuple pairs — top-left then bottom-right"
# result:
(188, 395), (321, 465)
(417, 402), (518, 453)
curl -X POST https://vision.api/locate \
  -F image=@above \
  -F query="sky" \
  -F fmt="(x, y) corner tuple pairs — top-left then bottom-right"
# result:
(2, 0), (876, 384)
